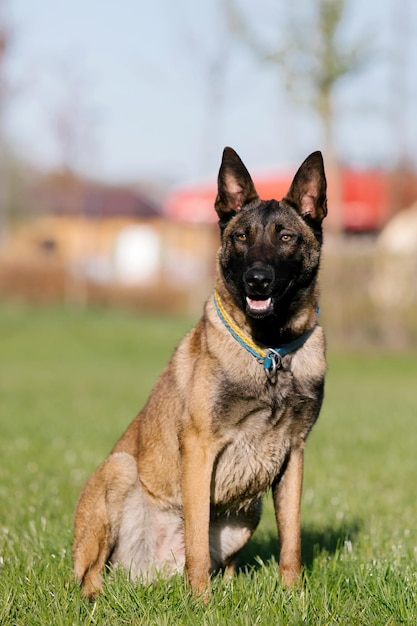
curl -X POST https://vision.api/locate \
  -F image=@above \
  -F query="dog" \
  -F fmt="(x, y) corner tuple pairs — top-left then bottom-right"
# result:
(73, 147), (327, 600)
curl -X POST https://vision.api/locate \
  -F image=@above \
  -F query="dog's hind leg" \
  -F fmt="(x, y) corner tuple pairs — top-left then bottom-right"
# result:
(209, 500), (262, 578)
(73, 452), (138, 600)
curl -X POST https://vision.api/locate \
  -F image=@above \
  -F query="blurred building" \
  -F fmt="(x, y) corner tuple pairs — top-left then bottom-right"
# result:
(2, 165), (417, 329)
(164, 167), (417, 234)
(0, 172), (217, 311)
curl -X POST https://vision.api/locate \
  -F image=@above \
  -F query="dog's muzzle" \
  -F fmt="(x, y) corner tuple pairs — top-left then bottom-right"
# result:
(244, 265), (274, 294)
(243, 265), (275, 317)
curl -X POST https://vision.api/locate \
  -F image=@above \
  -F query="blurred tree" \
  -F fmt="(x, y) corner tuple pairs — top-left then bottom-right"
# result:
(167, 0), (231, 176)
(48, 61), (100, 305)
(0, 1), (11, 245)
(225, 0), (370, 232)
(50, 61), (99, 177)
(388, 0), (415, 215)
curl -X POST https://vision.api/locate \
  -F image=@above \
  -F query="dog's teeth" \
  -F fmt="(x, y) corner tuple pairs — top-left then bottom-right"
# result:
(246, 297), (271, 310)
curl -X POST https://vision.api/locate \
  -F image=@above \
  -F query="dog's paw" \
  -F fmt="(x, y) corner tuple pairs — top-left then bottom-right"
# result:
(279, 562), (301, 587)
(80, 571), (103, 602)
(187, 570), (211, 602)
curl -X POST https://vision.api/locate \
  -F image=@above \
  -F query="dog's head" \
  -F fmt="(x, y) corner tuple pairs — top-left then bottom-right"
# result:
(215, 147), (327, 319)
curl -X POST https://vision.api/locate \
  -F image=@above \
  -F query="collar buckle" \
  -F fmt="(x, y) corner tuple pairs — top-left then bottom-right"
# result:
(263, 349), (282, 382)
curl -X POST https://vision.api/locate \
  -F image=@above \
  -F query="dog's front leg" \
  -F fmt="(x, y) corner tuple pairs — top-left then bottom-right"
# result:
(272, 446), (304, 586)
(180, 426), (214, 596)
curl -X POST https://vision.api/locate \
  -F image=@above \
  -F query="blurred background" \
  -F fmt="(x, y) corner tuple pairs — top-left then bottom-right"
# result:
(0, 0), (416, 348)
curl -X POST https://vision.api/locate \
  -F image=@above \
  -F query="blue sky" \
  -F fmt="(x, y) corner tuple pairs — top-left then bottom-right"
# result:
(5, 0), (417, 185)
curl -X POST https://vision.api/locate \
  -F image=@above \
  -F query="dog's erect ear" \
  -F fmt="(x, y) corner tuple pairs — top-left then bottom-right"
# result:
(215, 147), (259, 227)
(284, 151), (327, 223)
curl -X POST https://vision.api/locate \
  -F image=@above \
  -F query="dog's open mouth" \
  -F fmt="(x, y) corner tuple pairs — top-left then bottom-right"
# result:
(245, 296), (274, 317)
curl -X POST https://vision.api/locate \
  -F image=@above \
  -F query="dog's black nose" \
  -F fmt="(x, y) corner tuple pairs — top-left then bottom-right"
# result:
(244, 266), (274, 293)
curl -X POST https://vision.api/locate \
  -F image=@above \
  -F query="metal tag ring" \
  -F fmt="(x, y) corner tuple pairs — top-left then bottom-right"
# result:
(264, 349), (282, 380)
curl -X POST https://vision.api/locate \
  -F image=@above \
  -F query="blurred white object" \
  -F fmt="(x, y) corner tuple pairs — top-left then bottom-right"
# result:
(113, 225), (160, 285)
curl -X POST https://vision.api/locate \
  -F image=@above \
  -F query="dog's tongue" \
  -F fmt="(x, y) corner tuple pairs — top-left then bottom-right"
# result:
(246, 297), (272, 312)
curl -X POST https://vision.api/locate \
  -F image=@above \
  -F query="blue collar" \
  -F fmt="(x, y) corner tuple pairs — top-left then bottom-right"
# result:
(213, 290), (318, 382)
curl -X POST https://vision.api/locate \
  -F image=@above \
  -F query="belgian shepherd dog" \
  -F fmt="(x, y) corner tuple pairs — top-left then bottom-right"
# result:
(73, 147), (327, 600)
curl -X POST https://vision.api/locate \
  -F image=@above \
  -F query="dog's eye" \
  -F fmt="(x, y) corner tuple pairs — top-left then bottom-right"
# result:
(235, 233), (247, 242)
(280, 233), (293, 242)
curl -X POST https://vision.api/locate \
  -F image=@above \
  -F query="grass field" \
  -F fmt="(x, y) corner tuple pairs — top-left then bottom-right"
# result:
(0, 302), (416, 625)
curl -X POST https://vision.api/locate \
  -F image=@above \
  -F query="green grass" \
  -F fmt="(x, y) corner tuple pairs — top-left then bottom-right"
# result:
(0, 302), (416, 625)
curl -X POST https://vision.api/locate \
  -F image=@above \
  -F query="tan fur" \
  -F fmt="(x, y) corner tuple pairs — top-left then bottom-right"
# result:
(73, 148), (327, 600)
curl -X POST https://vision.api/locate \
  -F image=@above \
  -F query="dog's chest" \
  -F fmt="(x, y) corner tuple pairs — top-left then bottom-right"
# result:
(210, 366), (308, 509)
(212, 416), (289, 510)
